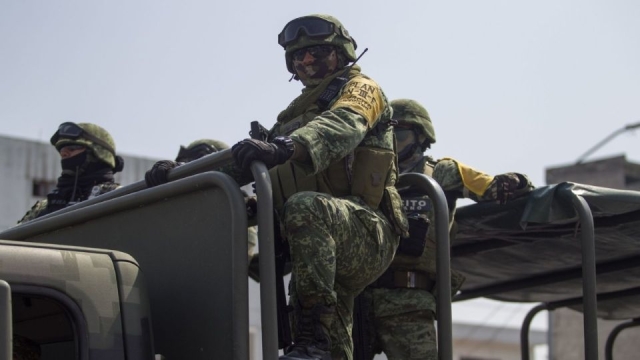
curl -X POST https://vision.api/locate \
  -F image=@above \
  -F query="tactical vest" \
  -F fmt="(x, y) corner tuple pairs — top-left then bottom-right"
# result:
(388, 158), (465, 295)
(269, 75), (408, 236)
(19, 182), (121, 224)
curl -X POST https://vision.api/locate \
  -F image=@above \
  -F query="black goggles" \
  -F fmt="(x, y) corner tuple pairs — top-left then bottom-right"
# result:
(50, 122), (115, 155)
(291, 45), (335, 61)
(175, 143), (217, 162)
(278, 17), (338, 48)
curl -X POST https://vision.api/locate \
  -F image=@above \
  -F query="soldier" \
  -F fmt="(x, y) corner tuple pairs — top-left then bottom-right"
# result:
(360, 99), (535, 360)
(18, 122), (124, 224)
(230, 14), (408, 360)
(146, 14), (406, 359)
(145, 139), (258, 263)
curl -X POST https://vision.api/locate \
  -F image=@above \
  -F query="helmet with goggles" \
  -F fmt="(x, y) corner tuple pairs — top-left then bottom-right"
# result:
(175, 139), (229, 163)
(50, 122), (118, 168)
(391, 99), (436, 148)
(279, 14), (357, 74)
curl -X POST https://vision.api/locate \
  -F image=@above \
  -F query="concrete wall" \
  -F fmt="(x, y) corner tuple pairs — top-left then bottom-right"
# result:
(551, 308), (640, 360)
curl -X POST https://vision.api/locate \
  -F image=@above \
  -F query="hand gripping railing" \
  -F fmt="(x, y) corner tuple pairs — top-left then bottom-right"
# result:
(397, 173), (452, 360)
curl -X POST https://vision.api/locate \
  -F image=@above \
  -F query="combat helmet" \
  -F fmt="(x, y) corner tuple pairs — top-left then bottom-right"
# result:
(50, 122), (119, 169)
(278, 14), (358, 74)
(175, 139), (229, 163)
(391, 99), (436, 147)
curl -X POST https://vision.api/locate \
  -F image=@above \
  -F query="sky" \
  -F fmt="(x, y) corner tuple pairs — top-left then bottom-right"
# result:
(2, 0), (639, 335)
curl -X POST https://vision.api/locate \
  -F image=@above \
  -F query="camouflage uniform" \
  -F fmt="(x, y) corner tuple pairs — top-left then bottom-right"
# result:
(18, 122), (123, 224)
(229, 15), (408, 360)
(362, 99), (534, 360)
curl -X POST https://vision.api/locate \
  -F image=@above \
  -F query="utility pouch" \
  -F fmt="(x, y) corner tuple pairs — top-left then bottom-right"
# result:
(397, 215), (429, 257)
(350, 146), (394, 209)
(381, 187), (410, 237)
(270, 161), (318, 212)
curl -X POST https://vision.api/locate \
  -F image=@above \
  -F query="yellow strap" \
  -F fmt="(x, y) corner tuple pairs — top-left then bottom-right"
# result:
(330, 76), (384, 127)
(442, 157), (493, 196)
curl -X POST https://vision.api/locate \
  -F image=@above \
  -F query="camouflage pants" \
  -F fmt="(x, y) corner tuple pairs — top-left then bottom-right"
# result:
(367, 287), (437, 360)
(282, 191), (399, 360)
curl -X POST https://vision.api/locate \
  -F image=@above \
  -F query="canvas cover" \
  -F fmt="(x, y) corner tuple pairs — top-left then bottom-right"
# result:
(452, 182), (640, 320)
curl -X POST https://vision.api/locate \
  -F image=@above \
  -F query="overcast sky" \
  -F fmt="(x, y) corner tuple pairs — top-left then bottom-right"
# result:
(2, 0), (638, 334)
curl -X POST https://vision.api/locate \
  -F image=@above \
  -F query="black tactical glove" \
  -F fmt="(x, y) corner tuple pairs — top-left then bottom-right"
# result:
(246, 196), (258, 219)
(145, 160), (181, 188)
(493, 173), (524, 205)
(231, 137), (294, 169)
(247, 253), (293, 283)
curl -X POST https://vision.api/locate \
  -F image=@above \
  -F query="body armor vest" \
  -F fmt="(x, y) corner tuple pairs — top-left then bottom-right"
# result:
(269, 74), (407, 236)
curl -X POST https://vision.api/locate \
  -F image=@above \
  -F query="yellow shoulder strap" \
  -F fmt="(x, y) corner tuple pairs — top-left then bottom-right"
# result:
(441, 157), (493, 196)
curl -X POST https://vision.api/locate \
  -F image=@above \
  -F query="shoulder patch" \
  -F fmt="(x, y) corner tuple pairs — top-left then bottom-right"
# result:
(330, 76), (384, 127)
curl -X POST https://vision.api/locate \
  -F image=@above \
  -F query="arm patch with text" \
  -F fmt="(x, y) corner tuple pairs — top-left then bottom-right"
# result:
(330, 76), (384, 127)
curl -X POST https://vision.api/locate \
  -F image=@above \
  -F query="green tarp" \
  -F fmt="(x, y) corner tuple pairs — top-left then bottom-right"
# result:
(452, 182), (640, 320)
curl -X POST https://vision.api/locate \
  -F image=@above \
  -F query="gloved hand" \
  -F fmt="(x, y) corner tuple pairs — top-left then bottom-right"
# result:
(493, 173), (524, 205)
(231, 136), (294, 169)
(247, 253), (293, 283)
(246, 196), (258, 219)
(145, 160), (181, 187)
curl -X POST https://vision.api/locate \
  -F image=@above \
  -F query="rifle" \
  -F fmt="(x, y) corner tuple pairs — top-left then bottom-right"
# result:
(249, 120), (293, 350)
(250, 120), (270, 142)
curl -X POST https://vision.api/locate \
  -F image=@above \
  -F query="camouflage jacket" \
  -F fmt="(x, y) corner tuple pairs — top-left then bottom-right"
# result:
(18, 182), (121, 225)
(224, 68), (408, 235)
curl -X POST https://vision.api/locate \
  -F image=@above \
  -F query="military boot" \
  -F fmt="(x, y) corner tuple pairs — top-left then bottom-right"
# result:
(280, 303), (334, 360)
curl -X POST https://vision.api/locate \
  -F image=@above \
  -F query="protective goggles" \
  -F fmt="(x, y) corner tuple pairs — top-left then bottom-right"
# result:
(50, 122), (115, 155)
(175, 143), (217, 162)
(291, 45), (335, 61)
(278, 17), (339, 48)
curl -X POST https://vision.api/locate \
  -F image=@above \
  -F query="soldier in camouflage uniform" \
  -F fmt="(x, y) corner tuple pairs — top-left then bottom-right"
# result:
(359, 99), (535, 360)
(18, 122), (124, 224)
(231, 15), (407, 360)
(145, 15), (407, 359)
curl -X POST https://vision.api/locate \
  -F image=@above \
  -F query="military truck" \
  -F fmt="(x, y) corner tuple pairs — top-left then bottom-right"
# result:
(2, 147), (640, 360)
(0, 149), (453, 360)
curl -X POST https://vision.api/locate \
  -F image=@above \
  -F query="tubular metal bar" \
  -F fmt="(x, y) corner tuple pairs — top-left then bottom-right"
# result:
(0, 280), (10, 360)
(570, 194), (599, 360)
(397, 173), (452, 360)
(251, 161), (278, 360)
(521, 303), (549, 360)
(15, 149), (235, 224)
(605, 318), (640, 360)
(521, 288), (640, 360)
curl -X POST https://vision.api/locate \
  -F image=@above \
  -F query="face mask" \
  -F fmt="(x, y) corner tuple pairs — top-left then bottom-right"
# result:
(61, 151), (88, 172)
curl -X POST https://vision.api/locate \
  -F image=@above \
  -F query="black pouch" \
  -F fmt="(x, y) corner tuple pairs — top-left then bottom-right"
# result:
(397, 215), (429, 257)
